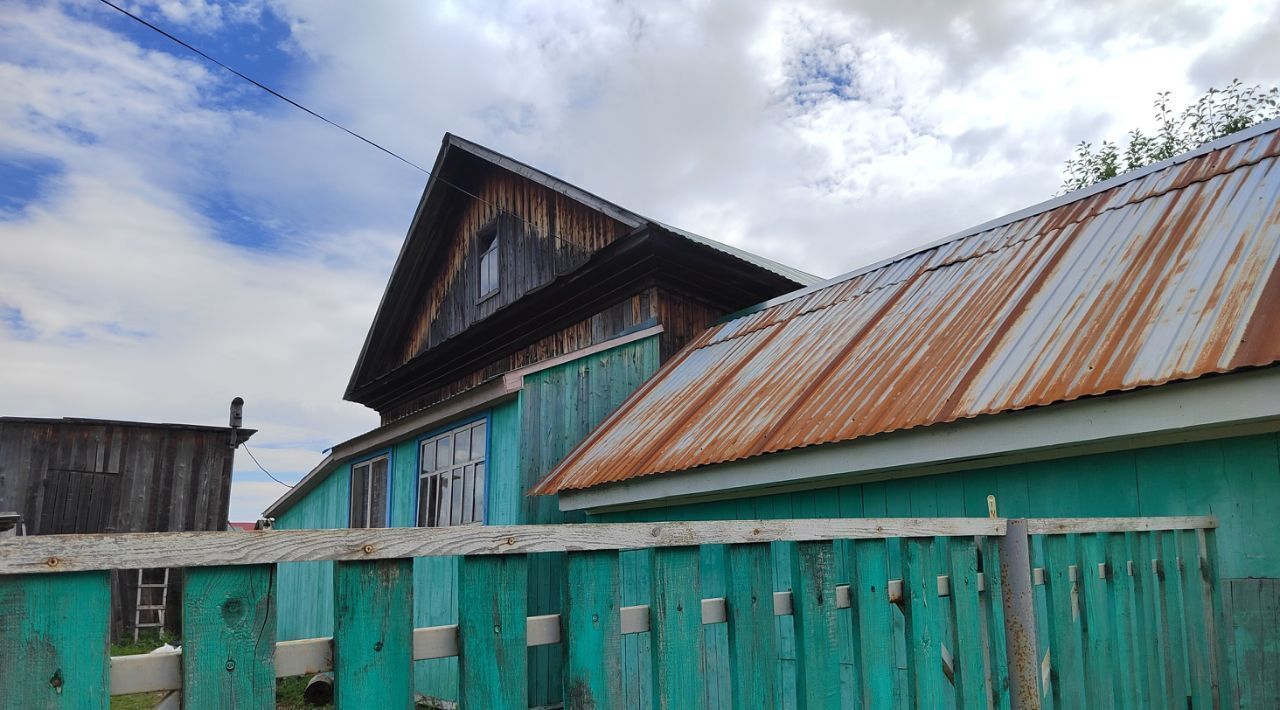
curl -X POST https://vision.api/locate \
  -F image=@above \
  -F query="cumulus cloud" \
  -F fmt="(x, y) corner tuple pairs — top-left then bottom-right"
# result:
(2, 0), (1278, 519)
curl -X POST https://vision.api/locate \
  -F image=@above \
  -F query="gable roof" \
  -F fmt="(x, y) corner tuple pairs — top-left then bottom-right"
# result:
(533, 118), (1280, 495)
(345, 134), (819, 404)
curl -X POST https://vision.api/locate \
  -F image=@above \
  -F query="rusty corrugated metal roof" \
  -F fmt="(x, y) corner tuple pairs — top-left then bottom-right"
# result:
(533, 121), (1280, 495)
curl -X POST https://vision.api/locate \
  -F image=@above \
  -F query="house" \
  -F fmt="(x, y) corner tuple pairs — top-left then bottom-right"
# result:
(0, 412), (254, 639)
(534, 119), (1280, 707)
(261, 134), (818, 705)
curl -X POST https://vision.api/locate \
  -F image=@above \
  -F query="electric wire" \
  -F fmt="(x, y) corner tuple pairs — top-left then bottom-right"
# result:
(93, 0), (607, 256)
(241, 442), (295, 489)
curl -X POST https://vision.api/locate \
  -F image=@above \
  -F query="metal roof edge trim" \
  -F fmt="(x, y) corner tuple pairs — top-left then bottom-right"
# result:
(715, 116), (1280, 325)
(557, 366), (1280, 512)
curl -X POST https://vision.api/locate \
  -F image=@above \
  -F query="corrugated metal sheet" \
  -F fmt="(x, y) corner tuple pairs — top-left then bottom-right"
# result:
(533, 122), (1280, 495)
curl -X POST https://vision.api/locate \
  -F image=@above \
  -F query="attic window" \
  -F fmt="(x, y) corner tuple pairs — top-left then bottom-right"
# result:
(478, 230), (499, 301)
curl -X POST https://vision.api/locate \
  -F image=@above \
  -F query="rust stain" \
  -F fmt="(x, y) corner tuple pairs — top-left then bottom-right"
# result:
(536, 122), (1280, 494)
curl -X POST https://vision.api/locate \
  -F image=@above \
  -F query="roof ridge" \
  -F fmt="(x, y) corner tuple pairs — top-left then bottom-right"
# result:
(716, 116), (1280, 325)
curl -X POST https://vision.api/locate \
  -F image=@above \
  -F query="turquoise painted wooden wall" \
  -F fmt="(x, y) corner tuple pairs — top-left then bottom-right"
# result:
(274, 461), (348, 641)
(272, 335), (660, 705)
(593, 431), (1280, 709)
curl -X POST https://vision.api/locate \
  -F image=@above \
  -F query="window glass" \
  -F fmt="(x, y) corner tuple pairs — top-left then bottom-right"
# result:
(350, 456), (389, 528)
(479, 233), (499, 298)
(418, 419), (487, 527)
(454, 429), (470, 464)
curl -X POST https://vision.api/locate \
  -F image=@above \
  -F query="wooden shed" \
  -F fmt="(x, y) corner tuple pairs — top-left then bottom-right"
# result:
(0, 415), (254, 638)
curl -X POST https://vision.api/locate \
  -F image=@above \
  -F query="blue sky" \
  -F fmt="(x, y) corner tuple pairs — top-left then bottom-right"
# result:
(2, 0), (1278, 520)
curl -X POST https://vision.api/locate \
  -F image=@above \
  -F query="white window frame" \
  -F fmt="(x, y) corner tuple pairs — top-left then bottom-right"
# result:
(349, 454), (389, 528)
(478, 231), (499, 301)
(417, 419), (487, 527)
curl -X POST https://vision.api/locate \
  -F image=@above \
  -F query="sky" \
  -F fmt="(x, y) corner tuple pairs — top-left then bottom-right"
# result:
(2, 0), (1278, 522)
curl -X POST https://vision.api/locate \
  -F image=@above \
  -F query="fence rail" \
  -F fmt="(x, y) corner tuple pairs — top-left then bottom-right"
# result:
(0, 516), (1227, 709)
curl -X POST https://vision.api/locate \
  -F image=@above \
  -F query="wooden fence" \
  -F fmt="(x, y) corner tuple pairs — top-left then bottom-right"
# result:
(0, 516), (1229, 708)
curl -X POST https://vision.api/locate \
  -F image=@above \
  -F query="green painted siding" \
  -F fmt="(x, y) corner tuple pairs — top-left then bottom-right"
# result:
(274, 460), (348, 641)
(271, 335), (661, 704)
(519, 335), (661, 707)
(594, 432), (1280, 709)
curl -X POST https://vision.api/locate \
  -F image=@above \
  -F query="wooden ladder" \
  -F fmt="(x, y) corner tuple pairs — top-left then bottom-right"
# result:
(132, 568), (170, 643)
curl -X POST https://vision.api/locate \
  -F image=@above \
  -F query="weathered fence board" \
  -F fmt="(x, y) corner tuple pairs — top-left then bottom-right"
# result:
(726, 542), (778, 709)
(333, 559), (412, 709)
(790, 540), (841, 709)
(650, 546), (704, 710)
(458, 554), (527, 709)
(563, 550), (621, 709)
(0, 570), (110, 709)
(181, 564), (276, 708)
(0, 516), (1235, 708)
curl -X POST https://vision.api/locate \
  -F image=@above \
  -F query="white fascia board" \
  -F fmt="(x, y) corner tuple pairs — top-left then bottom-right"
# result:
(559, 367), (1280, 514)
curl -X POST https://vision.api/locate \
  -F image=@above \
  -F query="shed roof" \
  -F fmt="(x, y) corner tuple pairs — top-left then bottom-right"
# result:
(533, 118), (1280, 495)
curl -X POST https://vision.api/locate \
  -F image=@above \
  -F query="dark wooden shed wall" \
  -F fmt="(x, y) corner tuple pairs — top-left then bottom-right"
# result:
(0, 418), (248, 637)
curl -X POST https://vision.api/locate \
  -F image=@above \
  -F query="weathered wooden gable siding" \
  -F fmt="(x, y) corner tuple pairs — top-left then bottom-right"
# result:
(593, 432), (1280, 709)
(400, 171), (631, 371)
(383, 290), (661, 423)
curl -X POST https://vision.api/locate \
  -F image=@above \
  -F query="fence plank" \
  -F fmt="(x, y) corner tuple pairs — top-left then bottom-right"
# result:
(1079, 533), (1116, 710)
(981, 536), (1013, 710)
(1198, 528), (1234, 709)
(458, 554), (528, 709)
(333, 559), (412, 709)
(904, 537), (945, 707)
(563, 550), (621, 709)
(1155, 531), (1190, 706)
(1106, 533), (1140, 708)
(726, 543), (778, 709)
(1042, 534), (1085, 708)
(1132, 532), (1168, 707)
(650, 546), (704, 710)
(1177, 530), (1213, 708)
(182, 565), (276, 708)
(0, 570), (110, 709)
(949, 538), (986, 710)
(853, 539), (894, 708)
(790, 541), (841, 709)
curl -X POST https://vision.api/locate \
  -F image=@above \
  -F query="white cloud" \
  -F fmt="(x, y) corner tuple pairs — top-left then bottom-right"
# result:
(2, 0), (1278, 519)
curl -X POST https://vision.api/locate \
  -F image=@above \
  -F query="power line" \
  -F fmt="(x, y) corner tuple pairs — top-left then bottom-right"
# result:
(241, 443), (294, 489)
(94, 0), (599, 255)
(95, 0), (429, 175)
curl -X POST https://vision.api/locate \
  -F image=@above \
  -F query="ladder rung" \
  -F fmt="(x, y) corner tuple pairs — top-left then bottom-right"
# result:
(137, 605), (167, 611)
(137, 583), (168, 589)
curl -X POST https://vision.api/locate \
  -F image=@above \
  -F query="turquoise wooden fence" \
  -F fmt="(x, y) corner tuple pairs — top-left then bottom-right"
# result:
(0, 516), (1229, 708)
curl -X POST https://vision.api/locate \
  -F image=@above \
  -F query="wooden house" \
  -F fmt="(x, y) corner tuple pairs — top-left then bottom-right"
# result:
(535, 119), (1280, 708)
(262, 134), (818, 705)
(0, 414), (254, 638)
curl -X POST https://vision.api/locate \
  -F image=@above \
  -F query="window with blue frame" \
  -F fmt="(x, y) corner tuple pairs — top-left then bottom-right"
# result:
(350, 455), (389, 528)
(418, 419), (486, 526)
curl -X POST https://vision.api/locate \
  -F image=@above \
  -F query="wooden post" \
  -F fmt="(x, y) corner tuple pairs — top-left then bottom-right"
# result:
(790, 540), (841, 709)
(0, 571), (111, 709)
(458, 554), (528, 709)
(332, 559), (412, 709)
(725, 543), (777, 709)
(998, 520), (1041, 710)
(182, 565), (276, 708)
(563, 550), (621, 709)
(649, 546), (704, 710)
